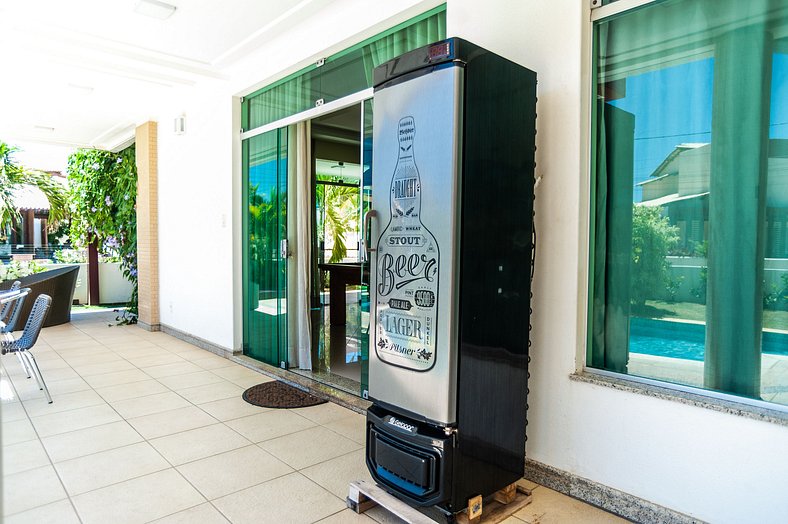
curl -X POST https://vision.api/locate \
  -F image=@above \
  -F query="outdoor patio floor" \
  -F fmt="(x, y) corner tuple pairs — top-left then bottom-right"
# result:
(1, 310), (626, 524)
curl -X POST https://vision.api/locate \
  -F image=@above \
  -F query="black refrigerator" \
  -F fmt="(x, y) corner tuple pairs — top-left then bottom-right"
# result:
(364, 37), (537, 520)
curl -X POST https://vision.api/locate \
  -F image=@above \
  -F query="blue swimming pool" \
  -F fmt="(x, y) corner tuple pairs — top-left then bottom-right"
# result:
(629, 317), (788, 361)
(630, 333), (705, 361)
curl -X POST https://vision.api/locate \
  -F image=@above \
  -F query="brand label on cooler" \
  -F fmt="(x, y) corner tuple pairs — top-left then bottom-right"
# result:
(385, 415), (418, 433)
(374, 116), (440, 372)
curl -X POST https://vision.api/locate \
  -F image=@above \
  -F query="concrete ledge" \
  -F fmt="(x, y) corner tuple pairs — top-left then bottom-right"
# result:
(571, 371), (788, 427)
(160, 323), (235, 358)
(525, 459), (704, 524)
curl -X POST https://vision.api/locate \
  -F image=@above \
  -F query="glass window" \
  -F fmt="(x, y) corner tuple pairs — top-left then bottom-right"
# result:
(590, 0), (788, 407)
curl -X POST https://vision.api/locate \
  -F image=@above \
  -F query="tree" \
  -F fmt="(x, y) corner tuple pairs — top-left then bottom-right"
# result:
(316, 183), (359, 263)
(631, 204), (680, 308)
(0, 141), (68, 237)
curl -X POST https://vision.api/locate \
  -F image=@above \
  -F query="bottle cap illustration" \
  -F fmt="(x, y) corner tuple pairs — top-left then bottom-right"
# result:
(398, 117), (415, 149)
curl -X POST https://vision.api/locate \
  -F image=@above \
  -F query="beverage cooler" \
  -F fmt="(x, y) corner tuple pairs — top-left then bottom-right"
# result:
(364, 38), (537, 520)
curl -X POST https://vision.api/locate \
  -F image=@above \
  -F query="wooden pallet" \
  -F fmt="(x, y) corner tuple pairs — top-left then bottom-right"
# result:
(456, 485), (533, 524)
(347, 480), (437, 523)
(346, 481), (533, 524)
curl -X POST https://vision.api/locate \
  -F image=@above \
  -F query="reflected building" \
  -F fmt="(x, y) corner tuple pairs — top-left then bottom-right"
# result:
(637, 139), (788, 258)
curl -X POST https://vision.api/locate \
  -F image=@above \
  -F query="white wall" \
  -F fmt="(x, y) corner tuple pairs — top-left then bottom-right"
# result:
(157, 81), (236, 348)
(447, 1), (788, 523)
(154, 0), (788, 521)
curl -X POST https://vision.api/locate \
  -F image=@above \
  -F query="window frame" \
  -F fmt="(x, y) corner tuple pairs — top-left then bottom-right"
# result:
(583, 0), (788, 416)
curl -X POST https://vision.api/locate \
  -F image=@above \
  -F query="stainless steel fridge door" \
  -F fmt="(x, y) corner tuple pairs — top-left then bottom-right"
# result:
(369, 64), (463, 425)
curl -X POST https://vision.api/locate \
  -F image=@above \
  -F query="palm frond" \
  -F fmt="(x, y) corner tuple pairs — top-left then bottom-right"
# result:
(17, 169), (68, 223)
(0, 141), (68, 230)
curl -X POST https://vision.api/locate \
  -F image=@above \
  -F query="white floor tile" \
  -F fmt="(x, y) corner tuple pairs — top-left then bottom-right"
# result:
(55, 441), (171, 495)
(71, 468), (205, 524)
(61, 352), (124, 367)
(127, 406), (218, 440)
(149, 423), (250, 465)
(22, 389), (106, 418)
(2, 439), (51, 475)
(176, 381), (245, 404)
(142, 362), (204, 378)
(210, 365), (267, 383)
(42, 420), (144, 463)
(72, 360), (136, 377)
(4, 499), (81, 524)
(323, 413), (367, 445)
(176, 445), (293, 500)
(228, 375), (272, 389)
(316, 509), (378, 523)
(295, 402), (359, 425)
(124, 352), (184, 368)
(157, 371), (226, 391)
(83, 369), (152, 389)
(31, 403), (122, 438)
(148, 502), (230, 524)
(111, 391), (191, 419)
(212, 472), (345, 524)
(198, 396), (272, 422)
(225, 410), (316, 443)
(514, 486), (628, 523)
(113, 346), (167, 359)
(2, 418), (39, 445)
(2, 465), (68, 516)
(14, 376), (92, 401)
(94, 379), (169, 402)
(259, 425), (362, 470)
(192, 356), (236, 371)
(1, 401), (28, 422)
(301, 449), (373, 499)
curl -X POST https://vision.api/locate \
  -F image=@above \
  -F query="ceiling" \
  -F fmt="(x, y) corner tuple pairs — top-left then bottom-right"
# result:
(0, 0), (332, 150)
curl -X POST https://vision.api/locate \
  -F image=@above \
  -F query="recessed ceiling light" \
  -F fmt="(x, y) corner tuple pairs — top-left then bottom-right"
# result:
(134, 0), (177, 20)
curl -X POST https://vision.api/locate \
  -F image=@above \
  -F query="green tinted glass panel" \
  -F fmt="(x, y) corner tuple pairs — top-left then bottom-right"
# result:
(359, 98), (374, 396)
(243, 128), (288, 365)
(247, 74), (318, 134)
(243, 6), (445, 130)
(590, 0), (788, 405)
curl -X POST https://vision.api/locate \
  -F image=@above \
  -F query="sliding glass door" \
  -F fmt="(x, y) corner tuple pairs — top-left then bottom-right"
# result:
(243, 128), (289, 366)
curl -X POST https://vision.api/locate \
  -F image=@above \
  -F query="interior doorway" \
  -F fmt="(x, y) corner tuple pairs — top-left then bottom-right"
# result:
(242, 98), (373, 397)
(287, 102), (372, 396)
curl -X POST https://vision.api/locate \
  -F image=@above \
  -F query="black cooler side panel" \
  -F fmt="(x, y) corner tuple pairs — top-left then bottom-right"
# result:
(451, 44), (536, 510)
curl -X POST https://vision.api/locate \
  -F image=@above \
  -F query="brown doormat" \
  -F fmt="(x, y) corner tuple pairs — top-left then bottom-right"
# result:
(242, 381), (327, 409)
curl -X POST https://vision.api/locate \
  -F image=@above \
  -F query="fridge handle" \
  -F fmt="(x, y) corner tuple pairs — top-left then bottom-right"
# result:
(362, 210), (378, 261)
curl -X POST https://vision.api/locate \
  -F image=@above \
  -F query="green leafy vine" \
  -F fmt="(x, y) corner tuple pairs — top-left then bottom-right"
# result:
(67, 146), (138, 323)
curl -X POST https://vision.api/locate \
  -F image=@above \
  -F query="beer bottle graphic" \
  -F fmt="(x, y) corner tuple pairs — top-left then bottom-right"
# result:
(374, 116), (440, 371)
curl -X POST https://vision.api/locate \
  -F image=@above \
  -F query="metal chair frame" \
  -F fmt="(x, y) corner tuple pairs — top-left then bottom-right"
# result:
(0, 281), (22, 322)
(1, 284), (35, 379)
(1, 294), (53, 403)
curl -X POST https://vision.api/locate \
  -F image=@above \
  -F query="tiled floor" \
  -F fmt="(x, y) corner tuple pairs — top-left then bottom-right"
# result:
(1, 310), (626, 523)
